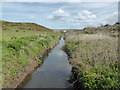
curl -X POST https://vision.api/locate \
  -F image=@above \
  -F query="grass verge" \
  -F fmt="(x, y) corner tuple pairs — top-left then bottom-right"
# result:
(64, 33), (119, 89)
(2, 30), (61, 88)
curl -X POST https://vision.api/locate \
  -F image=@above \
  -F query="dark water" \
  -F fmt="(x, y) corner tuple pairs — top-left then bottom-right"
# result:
(22, 37), (72, 88)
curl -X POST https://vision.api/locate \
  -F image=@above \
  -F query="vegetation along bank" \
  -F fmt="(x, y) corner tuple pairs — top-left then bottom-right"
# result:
(63, 23), (119, 89)
(1, 20), (62, 88)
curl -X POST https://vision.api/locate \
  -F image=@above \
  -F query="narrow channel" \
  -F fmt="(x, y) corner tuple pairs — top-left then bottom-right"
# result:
(22, 37), (72, 88)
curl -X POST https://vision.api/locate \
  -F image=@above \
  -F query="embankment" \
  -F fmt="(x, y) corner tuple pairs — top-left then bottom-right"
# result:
(63, 24), (119, 89)
(8, 42), (58, 88)
(2, 36), (60, 88)
(1, 20), (62, 88)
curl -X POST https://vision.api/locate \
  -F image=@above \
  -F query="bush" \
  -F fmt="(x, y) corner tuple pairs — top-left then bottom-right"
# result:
(11, 36), (17, 40)
(37, 40), (49, 46)
(104, 24), (109, 27)
(7, 40), (27, 51)
(75, 65), (119, 89)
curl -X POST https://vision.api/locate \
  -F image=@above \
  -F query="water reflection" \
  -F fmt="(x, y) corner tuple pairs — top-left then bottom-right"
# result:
(22, 37), (72, 88)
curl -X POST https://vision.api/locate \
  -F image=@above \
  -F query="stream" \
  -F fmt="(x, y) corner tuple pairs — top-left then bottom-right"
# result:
(22, 37), (73, 88)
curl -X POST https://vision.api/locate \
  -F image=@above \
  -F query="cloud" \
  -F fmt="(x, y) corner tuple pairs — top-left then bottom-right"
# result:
(79, 2), (117, 9)
(74, 10), (96, 21)
(2, 2), (118, 29)
(71, 10), (98, 28)
(47, 8), (69, 21)
(106, 12), (118, 24)
(99, 12), (118, 25)
(2, 0), (119, 2)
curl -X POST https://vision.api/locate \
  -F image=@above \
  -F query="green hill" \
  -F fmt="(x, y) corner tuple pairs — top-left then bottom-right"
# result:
(0, 20), (52, 31)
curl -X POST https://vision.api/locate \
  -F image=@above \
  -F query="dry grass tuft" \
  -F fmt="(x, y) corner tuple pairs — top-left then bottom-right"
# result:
(64, 32), (119, 89)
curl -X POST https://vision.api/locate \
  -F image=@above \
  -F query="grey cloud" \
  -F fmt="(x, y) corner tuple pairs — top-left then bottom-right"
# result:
(47, 8), (69, 21)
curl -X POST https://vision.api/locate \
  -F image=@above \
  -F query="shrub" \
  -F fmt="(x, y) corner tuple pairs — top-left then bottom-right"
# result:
(7, 40), (27, 51)
(37, 40), (49, 47)
(76, 65), (119, 89)
(11, 36), (17, 40)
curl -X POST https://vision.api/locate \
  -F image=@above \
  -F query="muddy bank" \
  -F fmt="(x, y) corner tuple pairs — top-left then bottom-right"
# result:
(63, 46), (71, 60)
(63, 45), (80, 89)
(4, 41), (58, 89)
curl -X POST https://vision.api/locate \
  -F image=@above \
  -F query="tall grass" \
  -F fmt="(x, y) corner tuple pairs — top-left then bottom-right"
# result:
(64, 33), (119, 89)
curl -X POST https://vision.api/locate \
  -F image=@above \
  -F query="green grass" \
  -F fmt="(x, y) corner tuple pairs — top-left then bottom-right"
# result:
(64, 33), (119, 89)
(2, 30), (56, 41)
(2, 30), (61, 87)
(1, 20), (62, 87)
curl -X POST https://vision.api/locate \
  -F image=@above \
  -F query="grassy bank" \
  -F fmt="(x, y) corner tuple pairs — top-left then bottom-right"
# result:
(1, 21), (61, 88)
(64, 25), (119, 89)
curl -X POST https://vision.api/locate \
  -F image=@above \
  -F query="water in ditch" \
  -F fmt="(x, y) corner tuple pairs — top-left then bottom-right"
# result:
(22, 37), (73, 88)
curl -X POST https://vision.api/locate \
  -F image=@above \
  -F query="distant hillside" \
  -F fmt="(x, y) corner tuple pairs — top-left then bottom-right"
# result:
(0, 20), (52, 31)
(65, 23), (119, 38)
(82, 23), (119, 34)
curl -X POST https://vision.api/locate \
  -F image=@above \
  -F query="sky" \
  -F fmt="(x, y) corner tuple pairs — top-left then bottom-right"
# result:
(1, 2), (118, 29)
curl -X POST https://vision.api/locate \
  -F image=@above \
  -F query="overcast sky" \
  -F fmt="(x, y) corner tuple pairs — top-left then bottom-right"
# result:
(1, 2), (118, 29)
